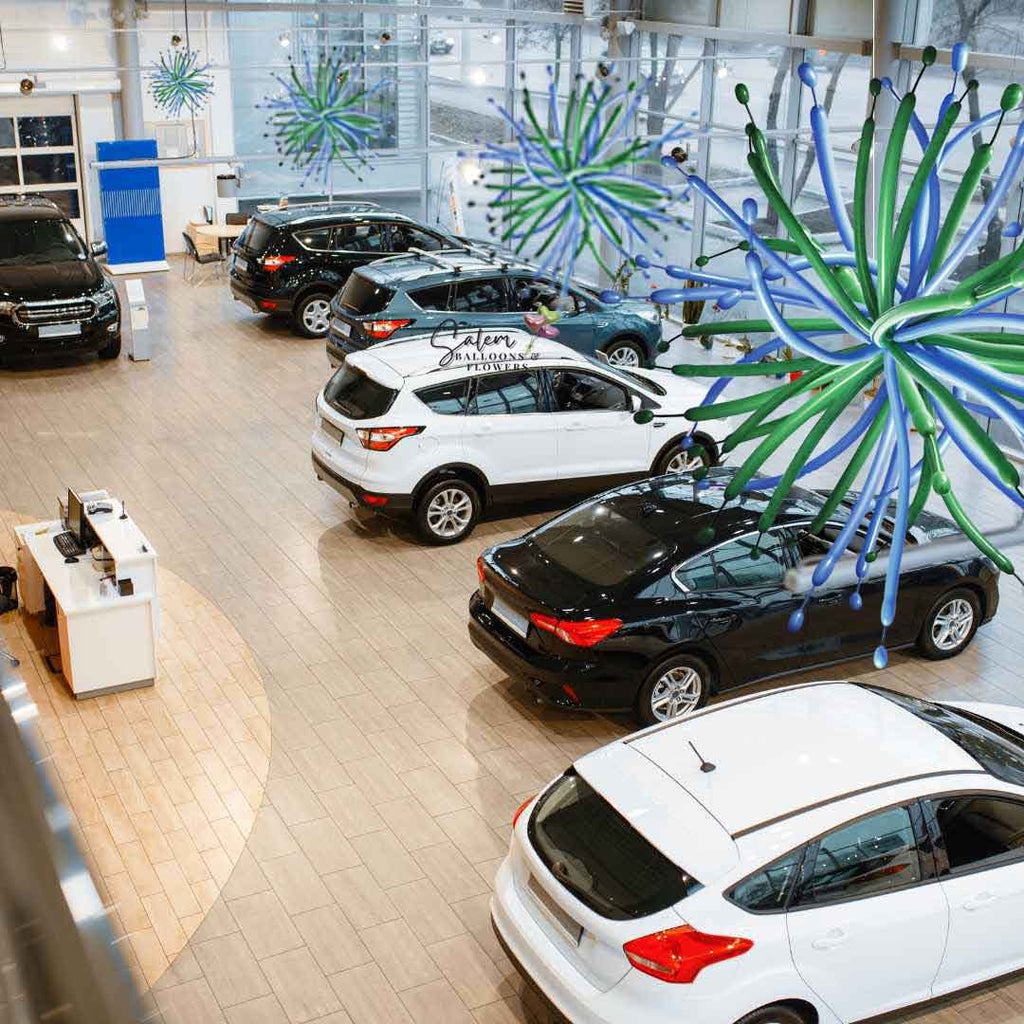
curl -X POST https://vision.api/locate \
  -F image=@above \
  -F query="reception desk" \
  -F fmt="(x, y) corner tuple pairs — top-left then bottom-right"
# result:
(14, 494), (159, 698)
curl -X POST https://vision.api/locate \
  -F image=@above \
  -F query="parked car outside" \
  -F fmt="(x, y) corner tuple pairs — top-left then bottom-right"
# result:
(311, 330), (721, 544)
(325, 250), (663, 368)
(493, 681), (1024, 1024)
(229, 202), (466, 338)
(470, 467), (999, 724)
(0, 195), (120, 364)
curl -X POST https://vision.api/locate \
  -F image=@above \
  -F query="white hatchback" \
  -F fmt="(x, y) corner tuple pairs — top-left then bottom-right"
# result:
(493, 682), (1024, 1024)
(311, 328), (719, 544)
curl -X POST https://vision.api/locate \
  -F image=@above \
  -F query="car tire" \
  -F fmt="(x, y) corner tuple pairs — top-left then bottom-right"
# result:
(98, 333), (122, 360)
(654, 434), (717, 476)
(916, 587), (981, 660)
(294, 292), (334, 338)
(415, 478), (481, 545)
(635, 653), (711, 727)
(732, 1006), (809, 1024)
(603, 337), (646, 368)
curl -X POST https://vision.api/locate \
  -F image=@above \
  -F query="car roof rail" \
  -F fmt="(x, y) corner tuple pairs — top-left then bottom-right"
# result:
(405, 247), (453, 270)
(255, 199), (382, 214)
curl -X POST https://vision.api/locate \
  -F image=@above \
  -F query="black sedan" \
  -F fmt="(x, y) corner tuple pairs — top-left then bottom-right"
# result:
(469, 469), (1000, 725)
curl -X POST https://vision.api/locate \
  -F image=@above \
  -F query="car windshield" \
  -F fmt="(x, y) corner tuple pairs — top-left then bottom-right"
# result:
(323, 363), (397, 419)
(0, 218), (85, 265)
(874, 688), (1024, 787)
(529, 770), (697, 920)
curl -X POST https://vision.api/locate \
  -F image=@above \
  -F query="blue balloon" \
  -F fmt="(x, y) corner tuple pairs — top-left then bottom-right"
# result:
(788, 607), (805, 633)
(742, 197), (758, 223)
(598, 289), (622, 304)
(797, 62), (817, 88)
(1004, 222), (1022, 238)
(952, 42), (969, 74)
(665, 264), (690, 279)
(873, 646), (889, 669)
(849, 591), (863, 611)
(880, 76), (893, 90)
(717, 289), (743, 309)
(650, 288), (690, 304)
(634, 254), (651, 269)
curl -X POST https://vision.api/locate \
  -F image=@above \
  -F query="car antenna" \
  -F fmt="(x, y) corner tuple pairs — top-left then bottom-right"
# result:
(688, 740), (716, 773)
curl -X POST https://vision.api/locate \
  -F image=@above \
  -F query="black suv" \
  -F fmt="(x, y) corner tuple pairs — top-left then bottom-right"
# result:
(229, 202), (464, 338)
(0, 195), (120, 365)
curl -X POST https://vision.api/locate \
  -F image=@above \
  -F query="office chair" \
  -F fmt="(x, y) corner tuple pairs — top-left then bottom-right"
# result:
(181, 231), (224, 285)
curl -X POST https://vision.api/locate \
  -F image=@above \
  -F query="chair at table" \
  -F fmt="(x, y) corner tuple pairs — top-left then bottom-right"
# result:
(225, 212), (249, 226)
(181, 229), (224, 284)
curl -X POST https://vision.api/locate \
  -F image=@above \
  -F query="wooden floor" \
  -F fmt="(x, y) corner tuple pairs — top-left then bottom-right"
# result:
(2, 263), (1024, 1023)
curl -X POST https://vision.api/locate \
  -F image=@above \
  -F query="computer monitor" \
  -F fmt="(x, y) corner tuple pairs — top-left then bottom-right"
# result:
(67, 488), (84, 545)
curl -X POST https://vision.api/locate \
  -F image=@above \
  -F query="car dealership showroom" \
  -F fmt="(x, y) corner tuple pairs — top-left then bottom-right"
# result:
(7, 0), (1024, 1021)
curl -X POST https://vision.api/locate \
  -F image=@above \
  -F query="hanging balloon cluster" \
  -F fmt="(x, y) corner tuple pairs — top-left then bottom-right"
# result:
(475, 66), (693, 293)
(260, 50), (390, 187)
(148, 44), (214, 117)
(602, 44), (1024, 668)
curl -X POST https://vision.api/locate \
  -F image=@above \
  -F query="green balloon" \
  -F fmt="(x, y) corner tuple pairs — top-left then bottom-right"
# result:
(657, 341), (670, 353)
(1001, 84), (1023, 111)
(633, 409), (655, 425)
(696, 525), (715, 545)
(865, 551), (877, 563)
(695, 255), (709, 267)
(869, 78), (882, 96)
(922, 45), (937, 66)
(735, 83), (750, 105)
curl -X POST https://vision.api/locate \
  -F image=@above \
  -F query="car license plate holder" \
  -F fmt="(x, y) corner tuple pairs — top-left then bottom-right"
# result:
(233, 255), (248, 273)
(333, 318), (351, 337)
(38, 323), (81, 338)
(491, 595), (528, 638)
(528, 875), (582, 946)
(321, 419), (344, 445)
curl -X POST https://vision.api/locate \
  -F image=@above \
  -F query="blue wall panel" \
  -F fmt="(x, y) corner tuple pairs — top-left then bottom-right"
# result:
(97, 140), (165, 266)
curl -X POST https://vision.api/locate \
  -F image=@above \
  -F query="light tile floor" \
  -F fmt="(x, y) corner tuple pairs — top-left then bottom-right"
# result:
(1, 264), (1024, 1023)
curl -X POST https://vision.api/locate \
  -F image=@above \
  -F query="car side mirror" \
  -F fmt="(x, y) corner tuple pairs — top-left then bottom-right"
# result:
(90, 241), (108, 257)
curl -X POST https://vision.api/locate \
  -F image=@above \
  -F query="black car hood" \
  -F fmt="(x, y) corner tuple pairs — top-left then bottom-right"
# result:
(489, 538), (611, 616)
(0, 259), (102, 302)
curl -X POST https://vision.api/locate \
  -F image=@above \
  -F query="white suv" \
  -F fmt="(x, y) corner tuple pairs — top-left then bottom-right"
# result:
(494, 682), (1024, 1024)
(311, 329), (719, 544)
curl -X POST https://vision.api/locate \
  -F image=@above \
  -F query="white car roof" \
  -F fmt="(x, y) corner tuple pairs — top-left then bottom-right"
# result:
(623, 682), (982, 838)
(346, 330), (601, 385)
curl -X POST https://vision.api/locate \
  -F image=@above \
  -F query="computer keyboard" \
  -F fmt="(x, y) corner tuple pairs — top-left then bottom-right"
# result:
(53, 532), (86, 558)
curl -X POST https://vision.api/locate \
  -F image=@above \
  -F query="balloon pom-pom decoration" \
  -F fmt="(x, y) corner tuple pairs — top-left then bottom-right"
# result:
(476, 66), (692, 291)
(148, 46), (214, 116)
(523, 304), (561, 338)
(260, 50), (389, 187)
(632, 44), (1024, 666)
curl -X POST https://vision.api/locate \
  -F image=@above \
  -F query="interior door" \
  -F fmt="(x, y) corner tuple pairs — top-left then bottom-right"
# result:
(677, 529), (804, 684)
(547, 368), (649, 485)
(461, 369), (558, 499)
(928, 794), (1024, 994)
(787, 804), (948, 1021)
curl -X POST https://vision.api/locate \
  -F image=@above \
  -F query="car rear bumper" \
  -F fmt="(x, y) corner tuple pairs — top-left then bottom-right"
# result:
(311, 451), (414, 513)
(467, 592), (638, 712)
(230, 275), (293, 315)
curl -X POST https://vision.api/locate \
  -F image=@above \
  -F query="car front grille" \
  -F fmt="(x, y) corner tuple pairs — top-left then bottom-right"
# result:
(14, 298), (97, 327)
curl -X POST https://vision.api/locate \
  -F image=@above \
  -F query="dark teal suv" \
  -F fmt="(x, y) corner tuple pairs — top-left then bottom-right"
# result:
(325, 250), (663, 367)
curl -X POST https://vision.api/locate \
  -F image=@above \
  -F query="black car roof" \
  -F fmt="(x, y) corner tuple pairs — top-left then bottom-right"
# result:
(254, 205), (423, 230)
(0, 195), (64, 222)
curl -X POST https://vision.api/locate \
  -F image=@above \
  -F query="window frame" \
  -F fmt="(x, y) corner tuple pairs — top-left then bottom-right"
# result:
(449, 275), (513, 314)
(725, 797), (939, 917)
(413, 377), (472, 416)
(465, 368), (549, 417)
(671, 522), (802, 594)
(921, 788), (1024, 881)
(546, 367), (633, 415)
(329, 220), (387, 255)
(292, 226), (334, 253)
(385, 222), (448, 254)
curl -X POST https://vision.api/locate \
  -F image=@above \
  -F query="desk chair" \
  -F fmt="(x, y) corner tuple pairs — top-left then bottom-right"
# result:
(225, 212), (249, 226)
(181, 231), (224, 285)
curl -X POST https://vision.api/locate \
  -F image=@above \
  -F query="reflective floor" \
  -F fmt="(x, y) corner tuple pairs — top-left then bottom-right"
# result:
(1, 264), (1023, 1023)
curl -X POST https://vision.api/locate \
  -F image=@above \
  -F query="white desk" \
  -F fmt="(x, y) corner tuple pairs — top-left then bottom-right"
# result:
(14, 494), (159, 699)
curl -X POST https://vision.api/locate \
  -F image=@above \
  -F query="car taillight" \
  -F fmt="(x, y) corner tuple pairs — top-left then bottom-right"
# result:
(529, 613), (622, 648)
(356, 426), (424, 451)
(512, 796), (533, 828)
(623, 926), (753, 984)
(477, 556), (486, 585)
(261, 254), (296, 271)
(365, 319), (412, 339)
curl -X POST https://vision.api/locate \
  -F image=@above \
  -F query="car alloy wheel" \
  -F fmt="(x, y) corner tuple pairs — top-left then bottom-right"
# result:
(606, 343), (641, 367)
(665, 450), (706, 474)
(930, 597), (975, 652)
(426, 486), (474, 539)
(649, 665), (703, 721)
(302, 298), (332, 336)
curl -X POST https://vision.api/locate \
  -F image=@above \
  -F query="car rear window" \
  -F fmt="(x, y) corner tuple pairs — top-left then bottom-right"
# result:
(529, 770), (697, 920)
(243, 219), (275, 254)
(323, 363), (397, 420)
(873, 688), (1024, 787)
(529, 495), (676, 587)
(415, 379), (470, 414)
(340, 272), (394, 315)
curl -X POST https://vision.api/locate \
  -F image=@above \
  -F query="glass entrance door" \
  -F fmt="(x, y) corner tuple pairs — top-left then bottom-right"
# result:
(0, 97), (85, 236)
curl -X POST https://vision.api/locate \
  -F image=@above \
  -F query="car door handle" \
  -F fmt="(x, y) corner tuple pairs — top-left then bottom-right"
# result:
(817, 592), (843, 607)
(811, 929), (847, 951)
(566, 419), (586, 431)
(964, 891), (997, 912)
